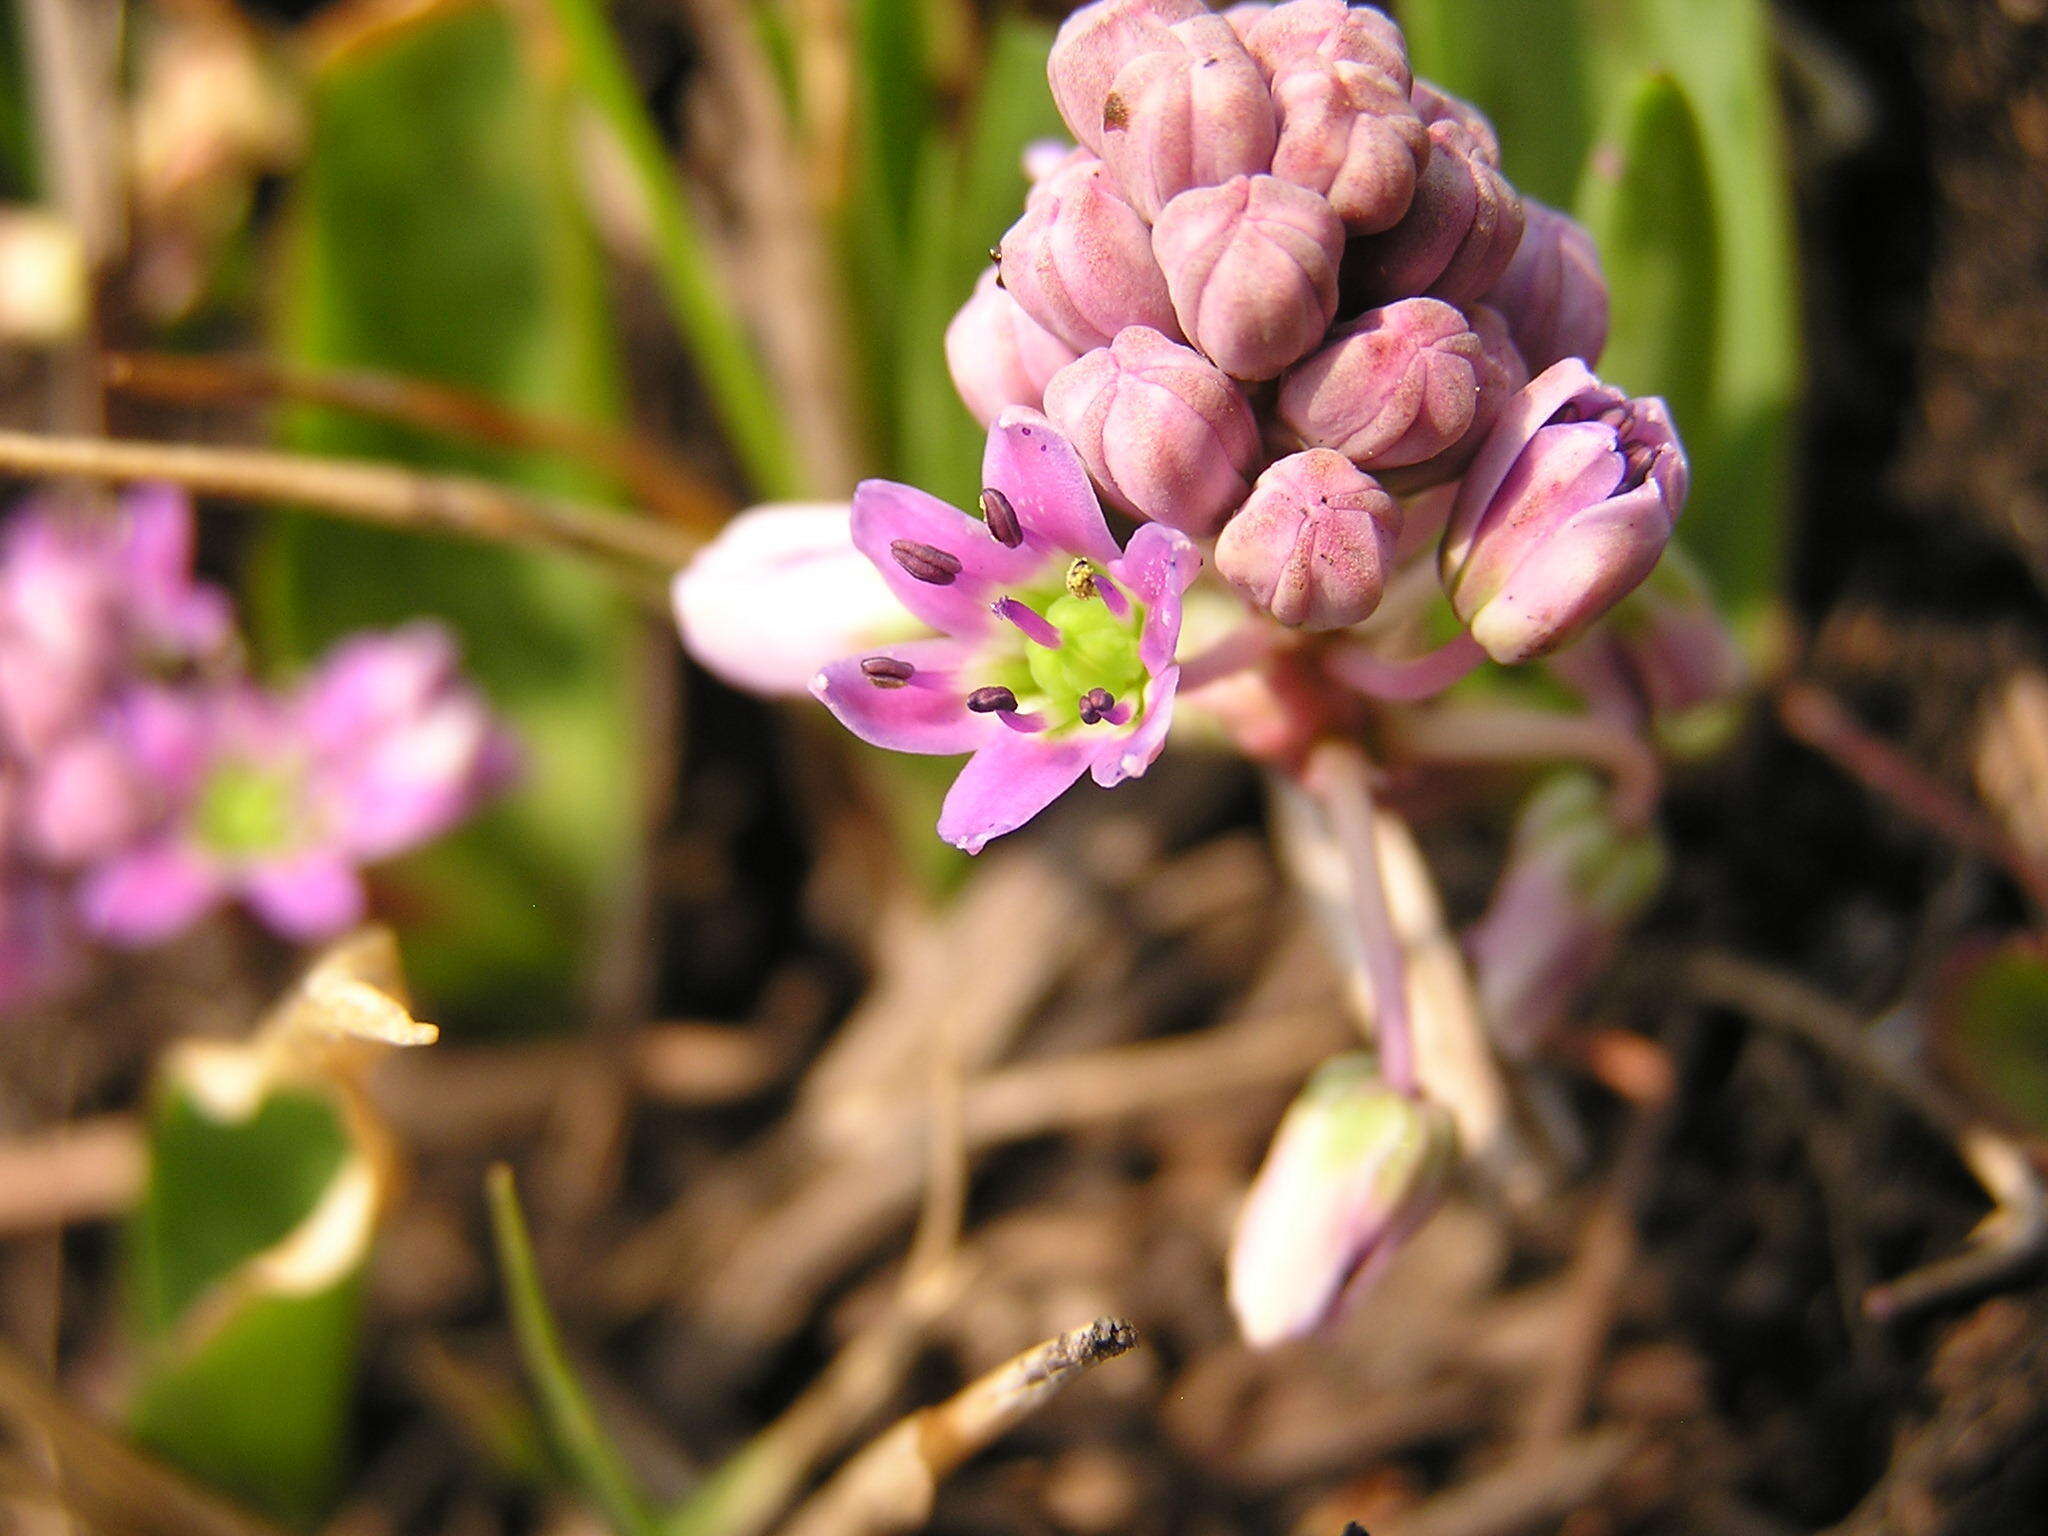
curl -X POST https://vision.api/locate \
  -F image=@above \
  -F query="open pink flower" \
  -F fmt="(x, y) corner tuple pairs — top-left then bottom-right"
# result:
(809, 410), (1200, 854)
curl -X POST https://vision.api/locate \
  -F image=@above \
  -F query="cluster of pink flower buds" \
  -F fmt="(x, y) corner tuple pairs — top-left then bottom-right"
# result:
(949, 0), (1672, 657)
(0, 487), (514, 1015)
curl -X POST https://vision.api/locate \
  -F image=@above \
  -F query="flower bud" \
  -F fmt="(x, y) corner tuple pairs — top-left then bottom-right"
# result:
(1346, 121), (1525, 305)
(1466, 773), (1665, 1057)
(1216, 450), (1399, 630)
(1023, 139), (1091, 198)
(1441, 359), (1688, 664)
(1267, 57), (1428, 233)
(1481, 198), (1609, 372)
(1410, 78), (1500, 166)
(1219, 2), (1272, 44)
(22, 729), (150, 867)
(1275, 296), (1483, 468)
(1047, 0), (1206, 155)
(1099, 17), (1277, 220)
(1042, 326), (1261, 535)
(998, 158), (1181, 354)
(1240, 0), (1413, 91)
(672, 503), (911, 696)
(1228, 1054), (1457, 1347)
(945, 268), (1083, 424)
(1375, 300), (1529, 492)
(1152, 175), (1343, 380)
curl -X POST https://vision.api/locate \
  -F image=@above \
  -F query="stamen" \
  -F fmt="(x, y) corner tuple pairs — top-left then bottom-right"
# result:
(1078, 687), (1116, 725)
(998, 710), (1050, 733)
(1619, 443), (1657, 491)
(980, 487), (1024, 548)
(966, 685), (1020, 714)
(891, 540), (963, 585)
(1065, 559), (1097, 600)
(1095, 572), (1131, 619)
(992, 596), (1061, 649)
(860, 656), (914, 688)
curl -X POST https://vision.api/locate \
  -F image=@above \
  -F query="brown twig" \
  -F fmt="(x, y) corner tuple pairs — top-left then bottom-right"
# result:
(773, 1319), (1139, 1536)
(1778, 681), (2048, 916)
(0, 430), (697, 575)
(101, 351), (732, 538)
(1687, 951), (2048, 1319)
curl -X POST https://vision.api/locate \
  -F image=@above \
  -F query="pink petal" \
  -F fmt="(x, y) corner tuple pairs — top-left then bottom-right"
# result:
(1445, 357), (1601, 563)
(1111, 523), (1201, 672)
(1090, 665), (1180, 787)
(983, 409), (1121, 564)
(851, 481), (1044, 638)
(241, 852), (367, 942)
(77, 841), (224, 947)
(936, 730), (1097, 854)
(811, 638), (998, 756)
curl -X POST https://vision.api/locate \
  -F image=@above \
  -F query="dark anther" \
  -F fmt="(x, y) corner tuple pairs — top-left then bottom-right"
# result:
(980, 487), (1023, 548)
(966, 685), (1020, 714)
(860, 656), (914, 688)
(1065, 558), (1098, 600)
(1619, 443), (1658, 492)
(1078, 687), (1115, 725)
(890, 539), (963, 585)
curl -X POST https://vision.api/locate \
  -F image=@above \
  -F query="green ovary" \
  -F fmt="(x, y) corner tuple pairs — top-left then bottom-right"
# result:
(195, 761), (301, 860)
(1005, 589), (1149, 731)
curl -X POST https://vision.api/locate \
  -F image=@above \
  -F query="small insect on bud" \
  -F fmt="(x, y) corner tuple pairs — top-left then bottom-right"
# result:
(966, 685), (1021, 714)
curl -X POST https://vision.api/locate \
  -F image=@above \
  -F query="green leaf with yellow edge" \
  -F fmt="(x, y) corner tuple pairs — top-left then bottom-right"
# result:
(254, 0), (641, 1025)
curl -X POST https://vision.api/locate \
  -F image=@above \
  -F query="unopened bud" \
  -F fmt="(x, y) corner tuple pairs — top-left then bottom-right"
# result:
(945, 268), (1083, 424)
(1410, 78), (1501, 166)
(1099, 17), (1277, 220)
(1376, 300), (1530, 492)
(999, 159), (1182, 353)
(1275, 297), (1484, 468)
(1042, 326), (1261, 535)
(1215, 450), (1399, 630)
(1152, 175), (1344, 380)
(1440, 359), (1688, 663)
(1267, 57), (1428, 233)
(1240, 0), (1413, 91)
(1466, 773), (1665, 1056)
(1228, 1054), (1456, 1347)
(1047, 0), (1207, 155)
(1346, 121), (1525, 305)
(1480, 197), (1609, 372)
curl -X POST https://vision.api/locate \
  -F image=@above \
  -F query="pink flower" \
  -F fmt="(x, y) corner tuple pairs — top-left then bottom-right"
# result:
(808, 411), (1199, 854)
(79, 626), (514, 946)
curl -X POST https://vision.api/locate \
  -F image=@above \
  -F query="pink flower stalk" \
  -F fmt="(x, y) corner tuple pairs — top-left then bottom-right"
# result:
(1228, 1053), (1456, 1346)
(674, 503), (914, 696)
(1042, 325), (1261, 534)
(79, 625), (515, 946)
(1548, 550), (1746, 742)
(1441, 359), (1689, 664)
(807, 411), (1198, 854)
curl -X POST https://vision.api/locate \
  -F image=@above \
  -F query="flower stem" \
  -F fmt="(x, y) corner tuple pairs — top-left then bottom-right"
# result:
(1326, 630), (1487, 702)
(1392, 703), (1664, 830)
(1177, 624), (1277, 691)
(1307, 743), (1419, 1098)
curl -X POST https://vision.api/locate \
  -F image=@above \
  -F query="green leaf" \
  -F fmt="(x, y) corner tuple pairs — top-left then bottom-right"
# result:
(0, 1), (37, 200)
(486, 1166), (657, 1536)
(1575, 71), (1718, 450)
(539, 0), (803, 499)
(127, 1071), (368, 1527)
(256, 0), (641, 1025)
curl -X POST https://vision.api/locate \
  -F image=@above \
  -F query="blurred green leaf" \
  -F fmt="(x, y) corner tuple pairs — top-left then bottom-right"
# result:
(127, 1071), (366, 1527)
(541, 0), (803, 498)
(0, 2), (37, 199)
(1943, 942), (2048, 1136)
(486, 1166), (657, 1536)
(255, 0), (641, 1024)
(1575, 70), (1718, 442)
(894, 15), (1063, 500)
